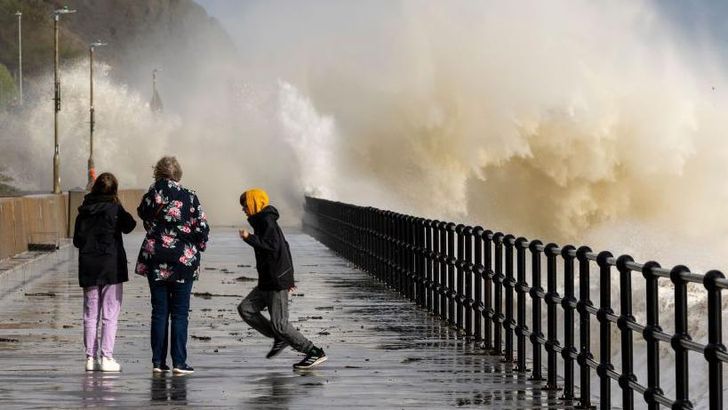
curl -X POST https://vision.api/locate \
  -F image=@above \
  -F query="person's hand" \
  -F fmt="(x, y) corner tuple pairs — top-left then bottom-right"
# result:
(288, 286), (297, 293)
(239, 229), (250, 240)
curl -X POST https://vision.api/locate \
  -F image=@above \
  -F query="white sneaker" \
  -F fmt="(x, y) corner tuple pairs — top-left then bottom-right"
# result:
(100, 357), (121, 372)
(85, 357), (99, 372)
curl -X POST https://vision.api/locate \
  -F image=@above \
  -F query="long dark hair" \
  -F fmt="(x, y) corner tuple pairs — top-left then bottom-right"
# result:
(91, 172), (119, 204)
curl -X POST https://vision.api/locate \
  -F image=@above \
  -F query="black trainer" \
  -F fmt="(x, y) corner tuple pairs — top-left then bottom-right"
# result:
(172, 364), (194, 375)
(153, 363), (170, 373)
(266, 339), (289, 359)
(293, 347), (327, 369)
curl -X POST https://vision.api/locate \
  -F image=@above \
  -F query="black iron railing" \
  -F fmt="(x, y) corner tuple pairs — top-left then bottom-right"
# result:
(302, 196), (727, 410)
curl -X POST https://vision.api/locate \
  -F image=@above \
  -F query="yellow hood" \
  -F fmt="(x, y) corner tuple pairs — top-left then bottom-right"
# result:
(243, 188), (269, 216)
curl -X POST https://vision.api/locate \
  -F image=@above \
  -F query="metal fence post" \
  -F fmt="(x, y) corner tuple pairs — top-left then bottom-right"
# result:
(670, 265), (693, 409)
(576, 246), (594, 409)
(456, 224), (466, 332)
(529, 240), (544, 381)
(424, 219), (434, 312)
(641, 261), (662, 410)
(504, 234), (516, 363)
(616, 255), (635, 410)
(483, 230), (494, 351)
(439, 222), (448, 322)
(703, 270), (725, 410)
(515, 237), (529, 372)
(596, 251), (614, 410)
(432, 220), (441, 317)
(544, 243), (561, 390)
(473, 227), (485, 344)
(561, 245), (577, 400)
(492, 232), (505, 354)
(464, 226), (474, 339)
(447, 223), (457, 328)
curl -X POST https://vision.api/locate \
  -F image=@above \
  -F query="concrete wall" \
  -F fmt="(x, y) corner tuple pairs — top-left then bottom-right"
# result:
(0, 189), (144, 261)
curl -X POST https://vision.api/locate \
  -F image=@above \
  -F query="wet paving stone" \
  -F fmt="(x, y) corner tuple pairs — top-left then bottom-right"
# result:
(0, 228), (572, 409)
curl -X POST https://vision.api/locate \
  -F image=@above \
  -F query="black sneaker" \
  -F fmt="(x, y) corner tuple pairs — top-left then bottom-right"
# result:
(153, 363), (170, 373)
(266, 339), (289, 359)
(293, 347), (327, 369)
(172, 364), (194, 374)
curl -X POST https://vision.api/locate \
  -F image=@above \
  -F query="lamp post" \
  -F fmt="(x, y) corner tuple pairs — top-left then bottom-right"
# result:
(150, 68), (163, 113)
(87, 41), (107, 190)
(52, 7), (76, 194)
(15, 11), (22, 106)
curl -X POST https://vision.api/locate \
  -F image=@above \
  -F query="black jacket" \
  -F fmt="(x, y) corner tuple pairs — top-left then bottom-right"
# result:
(73, 194), (137, 288)
(243, 206), (294, 291)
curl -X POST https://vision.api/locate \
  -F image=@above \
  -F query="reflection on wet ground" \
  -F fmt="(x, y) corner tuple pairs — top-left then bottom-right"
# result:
(0, 229), (572, 408)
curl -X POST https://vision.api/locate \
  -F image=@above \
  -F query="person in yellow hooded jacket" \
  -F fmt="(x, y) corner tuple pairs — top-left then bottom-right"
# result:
(237, 188), (327, 369)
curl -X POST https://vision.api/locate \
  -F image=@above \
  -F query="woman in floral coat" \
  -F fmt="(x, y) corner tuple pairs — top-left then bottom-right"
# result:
(135, 156), (209, 374)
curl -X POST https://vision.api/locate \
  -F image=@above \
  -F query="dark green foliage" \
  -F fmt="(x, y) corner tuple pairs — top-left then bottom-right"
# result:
(0, 1), (85, 78)
(0, 63), (17, 107)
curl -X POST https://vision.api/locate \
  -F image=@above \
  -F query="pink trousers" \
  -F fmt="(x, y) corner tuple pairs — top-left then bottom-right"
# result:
(83, 283), (123, 358)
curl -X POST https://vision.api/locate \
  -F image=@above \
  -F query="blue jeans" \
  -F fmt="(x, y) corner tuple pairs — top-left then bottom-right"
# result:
(148, 278), (193, 367)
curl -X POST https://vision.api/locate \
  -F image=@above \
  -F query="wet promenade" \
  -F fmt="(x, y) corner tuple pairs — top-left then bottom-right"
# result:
(0, 229), (569, 409)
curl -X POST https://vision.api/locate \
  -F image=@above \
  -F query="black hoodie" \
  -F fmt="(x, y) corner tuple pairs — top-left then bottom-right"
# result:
(243, 206), (294, 291)
(73, 194), (136, 288)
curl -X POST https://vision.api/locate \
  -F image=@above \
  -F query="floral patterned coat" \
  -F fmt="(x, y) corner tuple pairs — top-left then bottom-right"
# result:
(135, 179), (209, 282)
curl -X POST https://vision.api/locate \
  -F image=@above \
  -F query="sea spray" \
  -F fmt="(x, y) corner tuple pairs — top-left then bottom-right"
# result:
(0, 62), (176, 192)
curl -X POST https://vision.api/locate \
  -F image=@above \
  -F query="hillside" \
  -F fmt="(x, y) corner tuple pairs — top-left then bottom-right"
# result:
(0, 0), (235, 101)
(0, 0), (237, 193)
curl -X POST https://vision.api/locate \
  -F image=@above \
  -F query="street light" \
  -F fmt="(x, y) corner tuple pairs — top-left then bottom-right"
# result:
(52, 6), (76, 194)
(87, 41), (107, 190)
(15, 11), (22, 106)
(150, 68), (163, 113)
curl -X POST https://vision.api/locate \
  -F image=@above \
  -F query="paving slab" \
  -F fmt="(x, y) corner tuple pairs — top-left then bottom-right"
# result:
(0, 228), (571, 409)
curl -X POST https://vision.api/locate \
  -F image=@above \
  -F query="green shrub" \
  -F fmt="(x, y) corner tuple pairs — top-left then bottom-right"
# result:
(0, 63), (17, 107)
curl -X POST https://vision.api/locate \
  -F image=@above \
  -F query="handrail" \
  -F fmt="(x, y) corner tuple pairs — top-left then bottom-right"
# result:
(302, 196), (726, 410)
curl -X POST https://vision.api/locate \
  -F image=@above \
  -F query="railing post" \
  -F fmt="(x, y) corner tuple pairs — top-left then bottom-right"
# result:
(670, 265), (693, 410)
(473, 227), (485, 344)
(596, 251), (614, 410)
(397, 214), (406, 297)
(529, 240), (544, 381)
(431, 220), (441, 318)
(379, 209), (386, 283)
(504, 234), (516, 363)
(464, 226), (474, 339)
(446, 223), (457, 327)
(413, 218), (422, 306)
(412, 217), (420, 304)
(384, 211), (393, 288)
(483, 230), (494, 351)
(703, 270), (725, 410)
(561, 245), (577, 400)
(438, 222), (448, 322)
(492, 232), (505, 354)
(407, 216), (416, 302)
(544, 243), (561, 390)
(424, 219), (434, 312)
(456, 224), (466, 333)
(616, 255), (636, 410)
(641, 261), (662, 410)
(514, 237), (529, 372)
(391, 212), (399, 291)
(576, 246), (594, 409)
